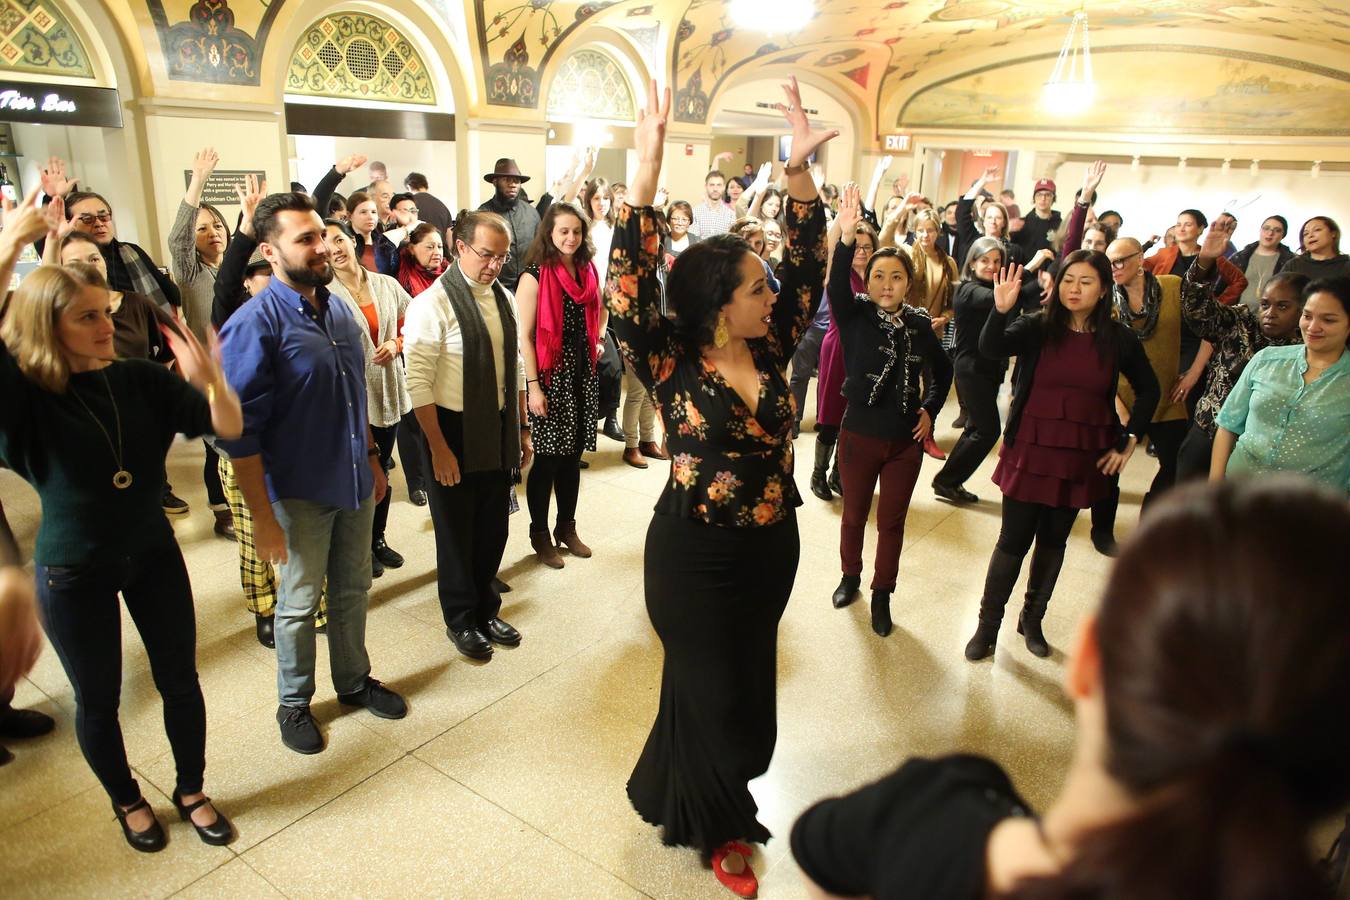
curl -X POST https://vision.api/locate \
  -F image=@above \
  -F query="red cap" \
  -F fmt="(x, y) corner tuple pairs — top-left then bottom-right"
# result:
(1033, 179), (1057, 196)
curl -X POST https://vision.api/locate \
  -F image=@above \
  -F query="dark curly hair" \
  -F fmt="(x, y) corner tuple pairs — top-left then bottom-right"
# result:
(666, 233), (757, 348)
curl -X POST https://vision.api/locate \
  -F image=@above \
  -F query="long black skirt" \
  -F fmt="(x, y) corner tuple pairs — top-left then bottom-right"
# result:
(627, 510), (800, 854)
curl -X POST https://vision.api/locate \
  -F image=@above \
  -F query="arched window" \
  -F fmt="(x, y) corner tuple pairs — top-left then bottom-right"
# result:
(287, 12), (435, 106)
(546, 48), (635, 121)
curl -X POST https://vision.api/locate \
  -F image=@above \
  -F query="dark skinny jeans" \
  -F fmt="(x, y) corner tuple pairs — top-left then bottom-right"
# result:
(933, 368), (1002, 489)
(35, 539), (205, 806)
(526, 453), (581, 532)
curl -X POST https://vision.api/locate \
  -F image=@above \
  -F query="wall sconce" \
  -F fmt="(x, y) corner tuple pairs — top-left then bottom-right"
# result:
(1177, 157), (1187, 172)
(1130, 155), (1140, 170)
(1311, 160), (1322, 179)
(1250, 159), (1260, 176)
(1221, 159), (1231, 175)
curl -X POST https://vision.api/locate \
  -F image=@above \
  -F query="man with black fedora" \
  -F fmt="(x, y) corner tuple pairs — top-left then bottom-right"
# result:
(477, 157), (540, 292)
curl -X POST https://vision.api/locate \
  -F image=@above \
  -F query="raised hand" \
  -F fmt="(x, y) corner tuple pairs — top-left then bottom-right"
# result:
(191, 147), (220, 182)
(234, 174), (267, 236)
(778, 76), (840, 166)
(335, 153), (368, 176)
(836, 182), (862, 236)
(38, 156), (77, 198)
(1081, 159), (1106, 201)
(876, 155), (895, 176)
(993, 263), (1024, 313)
(581, 147), (597, 175)
(635, 79), (671, 164)
(752, 161), (773, 193)
(0, 187), (56, 256)
(654, 186), (669, 208)
(979, 165), (1000, 187)
(1199, 216), (1235, 262)
(160, 321), (222, 392)
(714, 151), (735, 164)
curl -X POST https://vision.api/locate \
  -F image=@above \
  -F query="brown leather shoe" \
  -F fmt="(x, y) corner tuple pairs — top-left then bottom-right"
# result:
(553, 520), (592, 558)
(213, 509), (236, 539)
(530, 529), (564, 568)
(623, 447), (648, 469)
(639, 440), (668, 461)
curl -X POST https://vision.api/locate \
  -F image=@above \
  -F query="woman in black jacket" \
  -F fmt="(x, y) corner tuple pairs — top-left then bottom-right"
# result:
(827, 186), (953, 636)
(965, 251), (1159, 661)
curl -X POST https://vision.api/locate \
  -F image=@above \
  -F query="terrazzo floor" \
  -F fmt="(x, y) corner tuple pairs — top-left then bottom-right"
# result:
(0, 389), (1153, 898)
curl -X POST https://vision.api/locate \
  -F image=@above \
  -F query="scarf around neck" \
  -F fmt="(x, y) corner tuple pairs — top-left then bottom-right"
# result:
(536, 259), (601, 385)
(864, 302), (917, 412)
(1115, 270), (1162, 340)
(398, 252), (446, 298)
(438, 265), (521, 473)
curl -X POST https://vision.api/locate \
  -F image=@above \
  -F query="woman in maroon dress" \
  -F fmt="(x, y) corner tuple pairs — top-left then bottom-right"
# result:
(965, 251), (1159, 661)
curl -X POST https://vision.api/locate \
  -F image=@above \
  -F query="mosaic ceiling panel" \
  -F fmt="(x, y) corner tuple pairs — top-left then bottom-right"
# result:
(0, 0), (93, 78)
(287, 12), (436, 106)
(146, 0), (281, 85)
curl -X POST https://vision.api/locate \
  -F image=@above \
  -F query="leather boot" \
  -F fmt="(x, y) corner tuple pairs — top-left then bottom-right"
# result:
(831, 574), (860, 608)
(553, 520), (592, 558)
(213, 508), (235, 539)
(964, 549), (1022, 661)
(810, 439), (833, 501)
(870, 589), (892, 637)
(1018, 546), (1065, 658)
(530, 528), (565, 569)
(828, 447), (843, 497)
(1090, 483), (1120, 558)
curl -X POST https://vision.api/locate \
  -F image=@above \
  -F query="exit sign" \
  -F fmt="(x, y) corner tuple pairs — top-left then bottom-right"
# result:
(883, 134), (911, 151)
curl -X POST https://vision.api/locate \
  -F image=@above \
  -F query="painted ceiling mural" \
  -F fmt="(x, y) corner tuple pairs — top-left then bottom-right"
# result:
(146, 0), (282, 85)
(287, 12), (436, 105)
(0, 0), (93, 78)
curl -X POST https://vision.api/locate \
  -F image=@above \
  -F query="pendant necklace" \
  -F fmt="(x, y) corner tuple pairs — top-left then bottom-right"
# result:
(70, 370), (133, 489)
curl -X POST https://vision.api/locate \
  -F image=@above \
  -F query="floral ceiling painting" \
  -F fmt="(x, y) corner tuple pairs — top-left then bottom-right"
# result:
(286, 12), (436, 105)
(0, 0), (94, 78)
(146, 0), (282, 85)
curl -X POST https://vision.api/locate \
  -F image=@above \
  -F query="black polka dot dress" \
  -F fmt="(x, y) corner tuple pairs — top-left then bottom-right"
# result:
(526, 265), (599, 457)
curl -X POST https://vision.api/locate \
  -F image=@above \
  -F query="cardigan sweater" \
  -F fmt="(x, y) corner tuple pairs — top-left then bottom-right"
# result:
(328, 270), (413, 428)
(980, 309), (1160, 452)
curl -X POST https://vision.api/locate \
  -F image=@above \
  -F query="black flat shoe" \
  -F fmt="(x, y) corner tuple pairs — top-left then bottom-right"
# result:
(255, 614), (275, 649)
(372, 554), (384, 579)
(113, 798), (166, 853)
(933, 482), (979, 504)
(373, 539), (404, 569)
(0, 707), (55, 739)
(172, 790), (234, 846)
(484, 617), (521, 646)
(449, 627), (493, 660)
(832, 575), (861, 608)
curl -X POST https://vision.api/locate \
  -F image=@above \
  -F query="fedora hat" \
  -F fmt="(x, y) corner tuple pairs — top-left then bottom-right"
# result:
(483, 158), (530, 184)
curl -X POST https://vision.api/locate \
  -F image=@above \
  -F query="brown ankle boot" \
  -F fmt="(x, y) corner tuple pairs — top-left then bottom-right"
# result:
(530, 529), (564, 569)
(553, 520), (592, 558)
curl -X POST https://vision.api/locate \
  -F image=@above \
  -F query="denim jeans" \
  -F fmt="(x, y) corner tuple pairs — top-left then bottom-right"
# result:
(36, 539), (205, 806)
(271, 496), (374, 707)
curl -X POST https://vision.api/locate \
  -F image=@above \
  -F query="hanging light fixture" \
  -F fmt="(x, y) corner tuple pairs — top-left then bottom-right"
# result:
(730, 0), (814, 33)
(1042, 11), (1094, 113)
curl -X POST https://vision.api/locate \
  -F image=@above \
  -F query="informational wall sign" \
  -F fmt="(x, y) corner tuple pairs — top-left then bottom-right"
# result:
(182, 170), (267, 206)
(0, 82), (122, 128)
(883, 134), (912, 152)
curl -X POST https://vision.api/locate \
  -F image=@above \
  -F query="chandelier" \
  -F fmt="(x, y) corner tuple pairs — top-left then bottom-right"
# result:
(729, 0), (814, 33)
(1042, 11), (1095, 113)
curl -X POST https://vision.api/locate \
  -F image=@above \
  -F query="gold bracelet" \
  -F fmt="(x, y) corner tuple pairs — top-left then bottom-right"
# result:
(783, 161), (810, 176)
(206, 381), (216, 405)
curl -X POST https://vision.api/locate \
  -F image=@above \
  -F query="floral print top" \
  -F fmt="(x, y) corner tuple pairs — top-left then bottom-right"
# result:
(607, 197), (827, 527)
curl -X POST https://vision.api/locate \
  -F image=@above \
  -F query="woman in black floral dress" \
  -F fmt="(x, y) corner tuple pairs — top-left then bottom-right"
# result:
(613, 79), (835, 898)
(516, 202), (607, 569)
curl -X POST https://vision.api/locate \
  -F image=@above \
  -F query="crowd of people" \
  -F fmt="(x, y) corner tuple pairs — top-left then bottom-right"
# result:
(0, 76), (1348, 898)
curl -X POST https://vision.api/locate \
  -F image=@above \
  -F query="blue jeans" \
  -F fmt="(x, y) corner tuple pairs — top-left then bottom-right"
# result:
(271, 496), (374, 707)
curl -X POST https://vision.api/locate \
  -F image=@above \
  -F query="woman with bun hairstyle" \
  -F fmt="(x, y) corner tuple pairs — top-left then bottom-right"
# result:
(792, 476), (1350, 900)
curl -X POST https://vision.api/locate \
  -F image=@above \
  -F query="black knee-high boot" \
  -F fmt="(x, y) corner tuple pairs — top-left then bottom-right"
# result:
(827, 442), (843, 497)
(1090, 483), (1119, 557)
(1018, 545), (1065, 658)
(965, 549), (1022, 661)
(811, 438), (833, 501)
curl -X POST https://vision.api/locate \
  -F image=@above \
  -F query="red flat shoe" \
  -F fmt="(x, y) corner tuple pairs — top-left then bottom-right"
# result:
(922, 435), (946, 460)
(711, 842), (758, 898)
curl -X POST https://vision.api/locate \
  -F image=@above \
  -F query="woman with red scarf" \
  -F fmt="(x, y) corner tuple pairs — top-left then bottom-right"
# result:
(396, 223), (449, 298)
(515, 202), (608, 569)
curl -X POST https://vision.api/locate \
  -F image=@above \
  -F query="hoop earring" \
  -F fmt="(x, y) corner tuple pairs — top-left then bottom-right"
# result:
(713, 315), (730, 349)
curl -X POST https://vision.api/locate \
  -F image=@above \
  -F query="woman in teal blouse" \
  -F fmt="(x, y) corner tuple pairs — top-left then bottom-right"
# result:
(1211, 278), (1350, 491)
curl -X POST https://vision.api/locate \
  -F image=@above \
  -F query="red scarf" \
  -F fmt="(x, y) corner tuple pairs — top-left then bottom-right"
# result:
(536, 259), (600, 385)
(398, 251), (447, 297)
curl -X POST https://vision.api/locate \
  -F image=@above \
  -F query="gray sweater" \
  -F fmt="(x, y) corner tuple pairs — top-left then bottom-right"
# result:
(167, 200), (220, 344)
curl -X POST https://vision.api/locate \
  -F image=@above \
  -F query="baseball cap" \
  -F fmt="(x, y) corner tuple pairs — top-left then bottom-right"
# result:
(1033, 179), (1057, 195)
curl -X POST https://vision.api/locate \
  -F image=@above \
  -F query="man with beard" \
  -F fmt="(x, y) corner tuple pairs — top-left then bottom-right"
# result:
(477, 158), (539, 292)
(690, 169), (736, 239)
(218, 192), (407, 755)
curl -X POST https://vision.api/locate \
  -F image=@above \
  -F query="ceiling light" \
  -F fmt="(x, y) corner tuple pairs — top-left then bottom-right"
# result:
(1041, 12), (1094, 114)
(730, 0), (814, 33)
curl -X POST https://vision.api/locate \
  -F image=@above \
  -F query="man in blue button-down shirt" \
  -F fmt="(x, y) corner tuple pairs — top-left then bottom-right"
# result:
(218, 192), (407, 755)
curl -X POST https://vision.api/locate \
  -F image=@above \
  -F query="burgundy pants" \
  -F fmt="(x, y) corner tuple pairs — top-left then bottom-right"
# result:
(838, 428), (923, 591)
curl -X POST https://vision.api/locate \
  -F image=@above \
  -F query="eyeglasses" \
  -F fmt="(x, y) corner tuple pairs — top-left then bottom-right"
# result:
(669, 217), (690, 226)
(466, 245), (510, 265)
(75, 212), (112, 226)
(1108, 251), (1141, 269)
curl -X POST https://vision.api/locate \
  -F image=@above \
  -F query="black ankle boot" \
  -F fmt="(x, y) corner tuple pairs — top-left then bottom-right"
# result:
(870, 589), (892, 637)
(1017, 601), (1050, 657)
(831, 575), (860, 608)
(810, 439), (833, 501)
(965, 549), (1022, 661)
(1018, 546), (1065, 658)
(828, 452), (843, 497)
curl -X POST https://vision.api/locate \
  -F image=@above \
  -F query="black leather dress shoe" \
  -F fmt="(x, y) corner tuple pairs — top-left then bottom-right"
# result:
(602, 415), (625, 443)
(255, 614), (275, 649)
(484, 617), (521, 646)
(933, 482), (979, 504)
(449, 627), (493, 660)
(832, 575), (861, 609)
(373, 540), (404, 569)
(372, 554), (384, 579)
(172, 790), (234, 846)
(0, 707), (55, 739)
(410, 489), (428, 507)
(337, 677), (408, 719)
(113, 798), (167, 852)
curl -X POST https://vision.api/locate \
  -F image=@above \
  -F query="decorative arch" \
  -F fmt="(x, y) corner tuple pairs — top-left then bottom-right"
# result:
(545, 46), (636, 121)
(0, 0), (94, 78)
(286, 10), (436, 106)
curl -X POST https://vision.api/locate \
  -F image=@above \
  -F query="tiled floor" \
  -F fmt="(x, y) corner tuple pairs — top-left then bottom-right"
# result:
(0, 392), (1149, 898)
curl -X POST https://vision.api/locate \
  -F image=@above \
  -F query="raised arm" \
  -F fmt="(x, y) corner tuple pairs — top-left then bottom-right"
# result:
(170, 147), (219, 285)
(1060, 160), (1104, 261)
(1, 189), (61, 308)
(211, 175), (264, 330)
(979, 264), (1035, 358)
(1182, 217), (1245, 341)
(864, 156), (893, 213)
(1213, 253), (1249, 306)
(826, 184), (866, 327)
(607, 80), (678, 391)
(312, 153), (366, 220)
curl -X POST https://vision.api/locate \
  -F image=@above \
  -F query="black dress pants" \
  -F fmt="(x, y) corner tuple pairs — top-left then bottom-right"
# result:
(395, 411), (426, 496)
(933, 368), (1002, 489)
(423, 408), (508, 632)
(370, 422), (398, 543)
(1090, 417), (1188, 536)
(1175, 423), (1215, 483)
